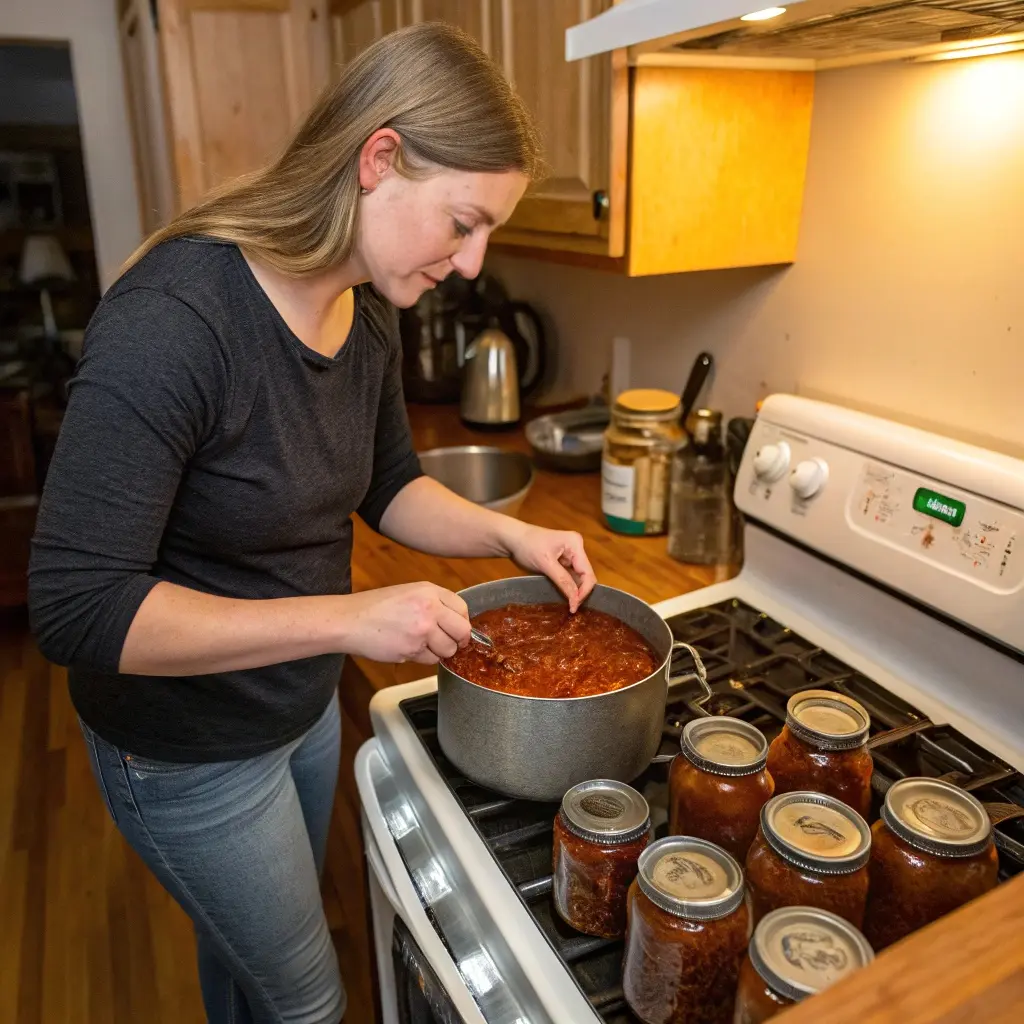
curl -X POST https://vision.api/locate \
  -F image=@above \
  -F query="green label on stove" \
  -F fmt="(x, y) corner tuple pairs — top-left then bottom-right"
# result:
(913, 487), (966, 528)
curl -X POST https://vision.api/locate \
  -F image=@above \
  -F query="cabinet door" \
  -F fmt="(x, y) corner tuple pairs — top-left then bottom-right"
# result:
(494, 0), (626, 256)
(157, 0), (331, 210)
(401, 0), (492, 51)
(119, 0), (177, 233)
(329, 0), (399, 69)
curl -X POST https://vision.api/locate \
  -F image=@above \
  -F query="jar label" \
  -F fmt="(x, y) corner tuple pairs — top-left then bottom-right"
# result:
(908, 797), (973, 838)
(651, 851), (726, 900)
(696, 731), (761, 766)
(773, 803), (861, 859)
(796, 704), (862, 736)
(779, 926), (850, 979)
(602, 460), (639, 526)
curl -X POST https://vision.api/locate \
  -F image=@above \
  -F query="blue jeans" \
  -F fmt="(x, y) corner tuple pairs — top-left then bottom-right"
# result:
(80, 692), (346, 1024)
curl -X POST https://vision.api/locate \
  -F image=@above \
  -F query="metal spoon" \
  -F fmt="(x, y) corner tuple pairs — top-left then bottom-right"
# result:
(470, 627), (494, 648)
(469, 627), (518, 672)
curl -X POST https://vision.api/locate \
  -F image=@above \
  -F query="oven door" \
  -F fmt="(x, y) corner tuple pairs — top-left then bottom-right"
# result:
(357, 741), (489, 1024)
(391, 916), (464, 1024)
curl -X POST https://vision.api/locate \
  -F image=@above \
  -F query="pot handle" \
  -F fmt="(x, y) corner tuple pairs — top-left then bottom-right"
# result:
(668, 640), (714, 718)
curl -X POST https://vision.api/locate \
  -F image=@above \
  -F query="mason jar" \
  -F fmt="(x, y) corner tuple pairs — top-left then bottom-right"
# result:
(601, 389), (684, 536)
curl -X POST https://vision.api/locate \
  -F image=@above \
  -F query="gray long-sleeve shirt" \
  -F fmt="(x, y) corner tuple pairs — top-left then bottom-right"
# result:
(28, 237), (422, 760)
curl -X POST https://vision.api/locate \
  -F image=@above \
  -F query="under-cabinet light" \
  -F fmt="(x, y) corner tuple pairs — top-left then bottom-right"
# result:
(909, 41), (1024, 64)
(741, 6), (787, 21)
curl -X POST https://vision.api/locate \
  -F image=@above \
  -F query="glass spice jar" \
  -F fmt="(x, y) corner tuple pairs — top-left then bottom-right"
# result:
(552, 779), (652, 939)
(766, 690), (874, 820)
(744, 791), (872, 929)
(623, 836), (751, 1024)
(734, 906), (875, 1024)
(863, 777), (999, 951)
(601, 389), (685, 536)
(669, 717), (775, 862)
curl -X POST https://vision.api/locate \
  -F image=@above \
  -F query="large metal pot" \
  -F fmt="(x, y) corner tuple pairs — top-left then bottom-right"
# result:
(437, 575), (708, 802)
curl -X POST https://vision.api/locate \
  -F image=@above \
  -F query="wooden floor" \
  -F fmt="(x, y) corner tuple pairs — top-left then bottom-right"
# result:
(0, 608), (378, 1024)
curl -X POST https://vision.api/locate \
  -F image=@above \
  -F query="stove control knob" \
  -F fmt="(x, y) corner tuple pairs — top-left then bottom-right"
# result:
(752, 442), (791, 482)
(790, 458), (829, 500)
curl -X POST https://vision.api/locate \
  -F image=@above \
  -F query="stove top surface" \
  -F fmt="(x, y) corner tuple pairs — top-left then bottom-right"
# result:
(400, 598), (1024, 1023)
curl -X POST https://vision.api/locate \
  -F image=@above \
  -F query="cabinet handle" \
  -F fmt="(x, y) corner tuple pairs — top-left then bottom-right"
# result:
(592, 190), (610, 221)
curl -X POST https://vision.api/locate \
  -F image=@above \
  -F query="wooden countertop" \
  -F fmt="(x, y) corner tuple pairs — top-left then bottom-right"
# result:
(346, 403), (1024, 1024)
(348, 402), (735, 693)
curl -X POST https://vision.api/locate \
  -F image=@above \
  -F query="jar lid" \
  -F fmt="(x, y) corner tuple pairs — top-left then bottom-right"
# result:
(749, 906), (874, 1003)
(636, 836), (744, 920)
(786, 690), (870, 751)
(761, 792), (872, 875)
(560, 779), (651, 845)
(681, 717), (768, 777)
(881, 777), (993, 857)
(614, 388), (681, 415)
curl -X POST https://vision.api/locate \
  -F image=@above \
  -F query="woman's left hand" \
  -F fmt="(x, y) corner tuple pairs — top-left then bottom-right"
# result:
(502, 523), (597, 613)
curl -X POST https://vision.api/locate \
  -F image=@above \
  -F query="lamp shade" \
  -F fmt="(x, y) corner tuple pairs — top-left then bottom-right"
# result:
(19, 234), (75, 285)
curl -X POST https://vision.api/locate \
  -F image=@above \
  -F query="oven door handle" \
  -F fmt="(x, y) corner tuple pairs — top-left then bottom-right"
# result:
(355, 739), (488, 1024)
(364, 822), (402, 909)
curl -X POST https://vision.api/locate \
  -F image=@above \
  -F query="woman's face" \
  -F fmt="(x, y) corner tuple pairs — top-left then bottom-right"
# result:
(355, 146), (528, 308)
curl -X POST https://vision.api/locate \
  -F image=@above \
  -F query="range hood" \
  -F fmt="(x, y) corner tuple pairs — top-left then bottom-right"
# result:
(566, 0), (1024, 70)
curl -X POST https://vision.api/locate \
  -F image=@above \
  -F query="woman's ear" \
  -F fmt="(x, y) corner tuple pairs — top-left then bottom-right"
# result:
(358, 128), (401, 193)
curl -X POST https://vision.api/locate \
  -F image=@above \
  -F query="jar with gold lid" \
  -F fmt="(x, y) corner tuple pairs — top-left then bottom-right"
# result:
(744, 791), (872, 929)
(734, 906), (875, 1024)
(623, 836), (750, 1024)
(601, 389), (684, 535)
(669, 717), (775, 862)
(765, 690), (874, 820)
(862, 777), (998, 950)
(552, 779), (652, 939)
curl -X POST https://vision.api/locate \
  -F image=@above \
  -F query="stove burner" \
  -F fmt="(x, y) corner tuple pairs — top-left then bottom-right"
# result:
(400, 598), (1024, 1023)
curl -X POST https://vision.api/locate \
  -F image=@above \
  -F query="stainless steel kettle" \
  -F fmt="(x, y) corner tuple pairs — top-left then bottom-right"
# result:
(460, 328), (521, 428)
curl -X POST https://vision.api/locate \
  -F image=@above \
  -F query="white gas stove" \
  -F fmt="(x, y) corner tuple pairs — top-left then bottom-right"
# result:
(356, 394), (1024, 1024)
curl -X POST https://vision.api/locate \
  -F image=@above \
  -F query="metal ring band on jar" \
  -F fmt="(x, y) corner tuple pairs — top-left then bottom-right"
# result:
(744, 791), (872, 929)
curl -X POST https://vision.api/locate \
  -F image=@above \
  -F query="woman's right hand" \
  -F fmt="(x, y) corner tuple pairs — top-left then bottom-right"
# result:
(338, 582), (471, 665)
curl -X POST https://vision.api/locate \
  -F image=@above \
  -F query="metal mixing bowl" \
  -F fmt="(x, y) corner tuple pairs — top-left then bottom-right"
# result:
(417, 446), (535, 518)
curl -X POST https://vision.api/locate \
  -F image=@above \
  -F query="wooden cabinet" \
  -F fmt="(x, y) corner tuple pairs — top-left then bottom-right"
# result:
(122, 0), (814, 274)
(491, 0), (625, 256)
(329, 0), (398, 68)
(327, 0), (625, 255)
(119, 1), (177, 234)
(409, 1), (489, 45)
(120, 1), (331, 220)
(627, 64), (814, 276)
(323, 1), (812, 275)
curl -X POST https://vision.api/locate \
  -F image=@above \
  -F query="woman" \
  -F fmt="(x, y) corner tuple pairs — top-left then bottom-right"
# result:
(28, 23), (595, 1024)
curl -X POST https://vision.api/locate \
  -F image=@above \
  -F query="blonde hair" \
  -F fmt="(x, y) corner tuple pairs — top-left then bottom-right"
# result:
(122, 23), (541, 276)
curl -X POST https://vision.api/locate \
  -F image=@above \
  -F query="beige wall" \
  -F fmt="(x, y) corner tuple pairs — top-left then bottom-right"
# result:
(3, 0), (143, 289)
(488, 52), (1024, 454)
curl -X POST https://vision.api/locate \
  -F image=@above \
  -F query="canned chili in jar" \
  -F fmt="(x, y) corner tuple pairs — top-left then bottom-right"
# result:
(766, 690), (873, 819)
(734, 906), (874, 1023)
(862, 777), (998, 951)
(744, 791), (872, 928)
(669, 717), (775, 862)
(552, 779), (651, 939)
(623, 836), (750, 1024)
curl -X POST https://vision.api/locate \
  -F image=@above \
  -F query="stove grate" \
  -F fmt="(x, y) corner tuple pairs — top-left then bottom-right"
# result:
(400, 598), (1024, 1021)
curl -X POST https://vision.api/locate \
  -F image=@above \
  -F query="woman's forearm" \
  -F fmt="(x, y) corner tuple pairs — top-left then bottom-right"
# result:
(378, 476), (525, 557)
(119, 581), (348, 676)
